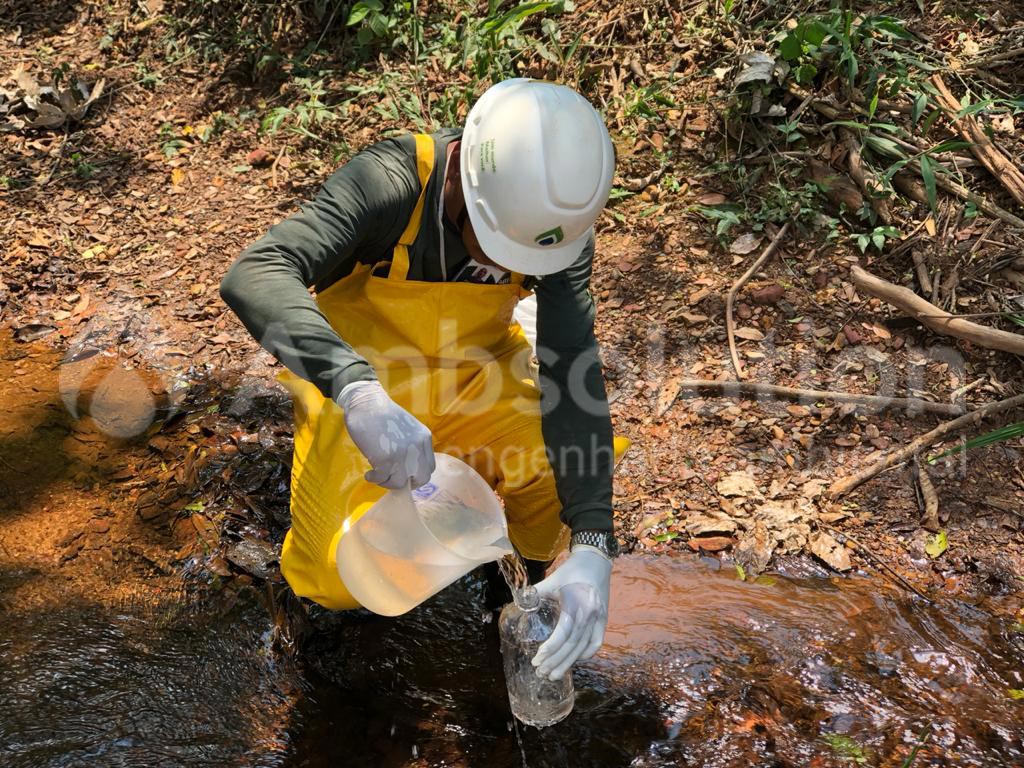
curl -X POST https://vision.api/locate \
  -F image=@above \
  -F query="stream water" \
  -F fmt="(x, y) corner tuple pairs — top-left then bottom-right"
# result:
(3, 556), (1022, 767)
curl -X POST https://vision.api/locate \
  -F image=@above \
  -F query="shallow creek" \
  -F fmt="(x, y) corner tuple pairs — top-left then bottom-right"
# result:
(2, 556), (1022, 767)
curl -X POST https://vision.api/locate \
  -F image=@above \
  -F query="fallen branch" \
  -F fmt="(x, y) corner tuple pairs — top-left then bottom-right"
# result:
(671, 379), (963, 416)
(850, 264), (1024, 356)
(726, 213), (796, 379)
(828, 392), (1024, 498)
(931, 74), (1024, 209)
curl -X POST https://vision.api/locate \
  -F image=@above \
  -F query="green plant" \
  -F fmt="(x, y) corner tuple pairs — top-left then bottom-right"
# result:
(71, 152), (97, 180)
(261, 77), (345, 139)
(928, 421), (1024, 463)
(346, 0), (421, 53)
(853, 225), (900, 253)
(134, 62), (164, 90)
(821, 733), (870, 764)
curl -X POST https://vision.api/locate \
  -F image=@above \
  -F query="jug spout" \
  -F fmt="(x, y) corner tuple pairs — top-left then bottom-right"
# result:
(472, 535), (515, 564)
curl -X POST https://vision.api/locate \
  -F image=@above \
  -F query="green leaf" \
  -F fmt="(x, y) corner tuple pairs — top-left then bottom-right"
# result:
(1008, 689), (1024, 700)
(925, 530), (948, 559)
(870, 17), (915, 40)
(346, 1), (383, 26)
(919, 154), (937, 212)
(184, 501), (205, 513)
(1011, 622), (1024, 633)
(924, 139), (971, 155)
(921, 109), (941, 135)
(735, 563), (746, 581)
(653, 531), (679, 542)
(912, 92), (928, 123)
(795, 63), (818, 85)
(822, 734), (869, 764)
(928, 421), (1024, 462)
(864, 134), (905, 159)
(779, 32), (803, 61)
(803, 21), (830, 47)
(483, 1), (558, 35)
(869, 90), (880, 119)
(754, 575), (777, 586)
(956, 99), (996, 119)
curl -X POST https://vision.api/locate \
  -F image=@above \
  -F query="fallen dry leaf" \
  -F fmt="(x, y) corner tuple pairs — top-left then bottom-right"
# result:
(730, 233), (762, 255)
(684, 511), (738, 536)
(656, 376), (682, 418)
(809, 531), (852, 571)
(734, 327), (765, 342)
(716, 470), (762, 499)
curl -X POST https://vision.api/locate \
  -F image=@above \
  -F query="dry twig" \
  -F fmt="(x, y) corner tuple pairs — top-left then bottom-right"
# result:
(668, 379), (964, 417)
(828, 392), (1024, 498)
(914, 456), (940, 531)
(725, 211), (796, 379)
(931, 75), (1024, 209)
(822, 526), (934, 603)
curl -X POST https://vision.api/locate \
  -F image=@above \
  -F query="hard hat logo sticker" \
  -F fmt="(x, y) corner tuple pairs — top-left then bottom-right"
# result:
(534, 227), (564, 247)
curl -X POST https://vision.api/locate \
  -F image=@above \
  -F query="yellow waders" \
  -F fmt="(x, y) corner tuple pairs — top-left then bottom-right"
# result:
(278, 134), (574, 610)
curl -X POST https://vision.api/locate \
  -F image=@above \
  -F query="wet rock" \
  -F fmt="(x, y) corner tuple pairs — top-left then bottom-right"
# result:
(225, 538), (279, 580)
(751, 284), (785, 305)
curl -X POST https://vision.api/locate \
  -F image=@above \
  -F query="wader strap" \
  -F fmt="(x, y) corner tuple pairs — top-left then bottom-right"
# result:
(388, 133), (436, 281)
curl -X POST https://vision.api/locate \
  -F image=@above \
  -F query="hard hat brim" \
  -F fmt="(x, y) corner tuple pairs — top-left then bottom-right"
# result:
(464, 200), (588, 276)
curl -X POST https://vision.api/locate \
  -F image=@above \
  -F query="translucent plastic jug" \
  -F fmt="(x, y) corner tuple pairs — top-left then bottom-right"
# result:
(336, 453), (514, 616)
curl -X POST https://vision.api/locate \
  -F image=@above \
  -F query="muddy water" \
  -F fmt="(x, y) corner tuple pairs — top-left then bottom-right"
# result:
(288, 557), (1024, 767)
(2, 558), (1023, 767)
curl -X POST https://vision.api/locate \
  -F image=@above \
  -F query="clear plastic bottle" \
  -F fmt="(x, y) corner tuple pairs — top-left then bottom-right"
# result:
(498, 585), (574, 727)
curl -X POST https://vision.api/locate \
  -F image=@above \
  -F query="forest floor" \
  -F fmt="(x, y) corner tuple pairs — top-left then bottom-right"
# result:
(2, 0), (1024, 626)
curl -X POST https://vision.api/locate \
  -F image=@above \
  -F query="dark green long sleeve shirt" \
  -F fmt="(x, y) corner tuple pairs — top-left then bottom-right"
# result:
(220, 130), (614, 533)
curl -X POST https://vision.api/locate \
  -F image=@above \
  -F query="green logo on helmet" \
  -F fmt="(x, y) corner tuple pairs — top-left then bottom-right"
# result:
(534, 227), (564, 247)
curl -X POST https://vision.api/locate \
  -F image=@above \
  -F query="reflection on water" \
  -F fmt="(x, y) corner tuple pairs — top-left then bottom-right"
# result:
(0, 584), (295, 768)
(2, 557), (1022, 767)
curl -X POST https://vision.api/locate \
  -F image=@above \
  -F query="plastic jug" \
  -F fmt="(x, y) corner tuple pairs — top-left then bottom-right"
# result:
(336, 452), (514, 616)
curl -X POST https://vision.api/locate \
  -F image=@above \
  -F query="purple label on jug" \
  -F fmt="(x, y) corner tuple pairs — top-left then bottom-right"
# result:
(412, 482), (439, 501)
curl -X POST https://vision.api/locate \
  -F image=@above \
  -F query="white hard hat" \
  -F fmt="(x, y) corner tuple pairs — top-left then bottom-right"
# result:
(460, 79), (615, 276)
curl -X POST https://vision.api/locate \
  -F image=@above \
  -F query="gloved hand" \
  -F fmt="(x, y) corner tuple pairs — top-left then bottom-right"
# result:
(531, 548), (612, 681)
(336, 380), (435, 490)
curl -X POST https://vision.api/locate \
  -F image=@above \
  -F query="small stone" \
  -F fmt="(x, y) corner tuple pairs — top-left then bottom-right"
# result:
(246, 148), (272, 166)
(843, 326), (862, 345)
(737, 303), (753, 320)
(751, 284), (785, 305)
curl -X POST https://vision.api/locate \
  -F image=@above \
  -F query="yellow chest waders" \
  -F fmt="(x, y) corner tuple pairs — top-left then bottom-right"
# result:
(277, 134), (581, 609)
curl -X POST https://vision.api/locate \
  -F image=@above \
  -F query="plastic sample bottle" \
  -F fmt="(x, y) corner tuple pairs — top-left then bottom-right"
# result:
(498, 585), (574, 727)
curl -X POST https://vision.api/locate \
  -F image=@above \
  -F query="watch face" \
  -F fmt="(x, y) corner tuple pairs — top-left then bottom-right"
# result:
(606, 534), (621, 557)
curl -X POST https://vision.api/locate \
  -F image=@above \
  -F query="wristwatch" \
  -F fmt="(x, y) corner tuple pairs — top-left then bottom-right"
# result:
(570, 529), (621, 559)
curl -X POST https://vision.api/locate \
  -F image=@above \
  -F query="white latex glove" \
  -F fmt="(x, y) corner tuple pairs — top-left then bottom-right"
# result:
(531, 548), (612, 681)
(336, 380), (435, 490)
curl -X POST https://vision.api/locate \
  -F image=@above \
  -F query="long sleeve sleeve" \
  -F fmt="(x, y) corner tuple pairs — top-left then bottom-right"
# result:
(534, 236), (615, 533)
(219, 142), (417, 401)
